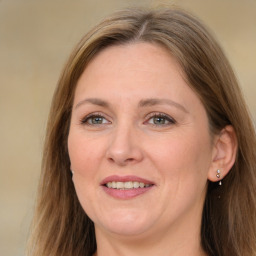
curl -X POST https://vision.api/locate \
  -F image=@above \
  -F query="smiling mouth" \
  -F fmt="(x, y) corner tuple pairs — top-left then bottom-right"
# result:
(101, 176), (155, 199)
(104, 181), (153, 189)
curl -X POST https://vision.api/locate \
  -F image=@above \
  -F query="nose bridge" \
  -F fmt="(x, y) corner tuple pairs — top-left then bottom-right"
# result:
(106, 119), (143, 165)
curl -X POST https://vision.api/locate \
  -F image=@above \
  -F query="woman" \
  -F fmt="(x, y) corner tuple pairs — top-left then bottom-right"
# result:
(27, 7), (256, 256)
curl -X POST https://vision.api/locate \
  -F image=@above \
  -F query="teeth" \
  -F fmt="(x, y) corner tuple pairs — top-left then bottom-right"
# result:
(106, 181), (152, 189)
(134, 181), (140, 188)
(112, 181), (116, 188)
(125, 181), (133, 189)
(116, 182), (124, 189)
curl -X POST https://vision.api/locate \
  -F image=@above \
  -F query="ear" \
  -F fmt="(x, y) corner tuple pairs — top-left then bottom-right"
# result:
(70, 165), (74, 175)
(208, 125), (237, 182)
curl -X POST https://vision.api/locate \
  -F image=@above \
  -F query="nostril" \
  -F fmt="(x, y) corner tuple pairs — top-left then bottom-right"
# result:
(108, 158), (115, 163)
(106, 143), (143, 165)
(126, 158), (135, 162)
(107, 156), (135, 166)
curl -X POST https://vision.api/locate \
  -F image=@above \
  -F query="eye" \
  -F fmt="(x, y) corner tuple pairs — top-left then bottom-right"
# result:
(146, 113), (176, 126)
(80, 113), (110, 125)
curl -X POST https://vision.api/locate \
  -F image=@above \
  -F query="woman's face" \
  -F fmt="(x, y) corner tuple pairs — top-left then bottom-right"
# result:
(68, 42), (215, 238)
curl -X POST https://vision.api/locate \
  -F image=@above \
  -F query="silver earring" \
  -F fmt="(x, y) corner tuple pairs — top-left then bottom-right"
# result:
(216, 169), (222, 186)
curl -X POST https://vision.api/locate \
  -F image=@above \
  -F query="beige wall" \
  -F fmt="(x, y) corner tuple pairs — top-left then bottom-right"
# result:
(0, 0), (255, 255)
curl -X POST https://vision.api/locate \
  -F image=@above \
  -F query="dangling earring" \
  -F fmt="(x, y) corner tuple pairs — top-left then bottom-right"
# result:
(216, 169), (222, 186)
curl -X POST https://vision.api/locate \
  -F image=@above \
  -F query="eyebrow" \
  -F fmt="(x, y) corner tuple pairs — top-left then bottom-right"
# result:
(75, 98), (109, 109)
(75, 97), (188, 113)
(138, 98), (188, 113)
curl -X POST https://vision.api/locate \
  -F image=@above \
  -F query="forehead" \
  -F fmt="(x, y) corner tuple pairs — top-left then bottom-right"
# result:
(75, 42), (185, 94)
(73, 42), (206, 115)
(73, 42), (209, 128)
(84, 42), (181, 72)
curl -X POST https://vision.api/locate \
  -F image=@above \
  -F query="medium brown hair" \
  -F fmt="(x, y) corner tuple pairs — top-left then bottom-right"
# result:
(27, 7), (256, 256)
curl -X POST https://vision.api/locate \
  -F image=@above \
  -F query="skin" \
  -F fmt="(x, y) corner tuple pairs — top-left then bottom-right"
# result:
(68, 42), (220, 256)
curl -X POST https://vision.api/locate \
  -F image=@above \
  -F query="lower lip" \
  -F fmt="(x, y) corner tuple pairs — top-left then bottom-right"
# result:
(102, 186), (154, 199)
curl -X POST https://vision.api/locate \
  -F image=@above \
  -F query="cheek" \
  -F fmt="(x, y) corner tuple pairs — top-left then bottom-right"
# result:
(149, 130), (212, 184)
(154, 132), (211, 211)
(68, 132), (104, 174)
(68, 133), (101, 216)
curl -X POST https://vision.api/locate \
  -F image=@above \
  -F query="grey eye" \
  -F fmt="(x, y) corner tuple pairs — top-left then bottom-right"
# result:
(81, 114), (109, 125)
(152, 116), (167, 125)
(90, 116), (104, 124)
(147, 114), (175, 126)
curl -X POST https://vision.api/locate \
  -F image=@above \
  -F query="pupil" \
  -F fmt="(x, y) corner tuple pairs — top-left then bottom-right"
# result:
(92, 117), (102, 124)
(154, 117), (165, 124)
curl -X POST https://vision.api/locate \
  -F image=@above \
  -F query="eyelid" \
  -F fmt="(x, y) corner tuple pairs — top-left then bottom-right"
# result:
(80, 112), (111, 125)
(144, 112), (176, 125)
(79, 111), (175, 126)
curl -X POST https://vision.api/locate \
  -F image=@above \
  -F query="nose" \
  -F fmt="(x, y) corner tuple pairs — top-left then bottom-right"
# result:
(106, 124), (144, 166)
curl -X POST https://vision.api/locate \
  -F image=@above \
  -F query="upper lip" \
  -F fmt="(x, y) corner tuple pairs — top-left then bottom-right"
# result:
(100, 175), (155, 185)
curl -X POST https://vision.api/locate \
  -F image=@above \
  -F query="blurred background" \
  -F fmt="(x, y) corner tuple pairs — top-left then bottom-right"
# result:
(0, 0), (255, 255)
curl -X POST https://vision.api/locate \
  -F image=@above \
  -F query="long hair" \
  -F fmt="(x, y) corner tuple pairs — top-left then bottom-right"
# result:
(27, 7), (256, 256)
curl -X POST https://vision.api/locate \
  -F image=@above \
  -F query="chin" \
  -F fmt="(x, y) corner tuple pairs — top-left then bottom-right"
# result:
(101, 222), (151, 237)
(94, 209), (155, 236)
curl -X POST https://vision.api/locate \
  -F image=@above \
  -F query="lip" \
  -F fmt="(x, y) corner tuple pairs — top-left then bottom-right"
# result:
(100, 175), (155, 200)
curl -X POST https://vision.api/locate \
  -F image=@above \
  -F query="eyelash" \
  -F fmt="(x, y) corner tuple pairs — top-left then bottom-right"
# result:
(80, 113), (110, 125)
(145, 112), (176, 127)
(80, 112), (176, 127)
